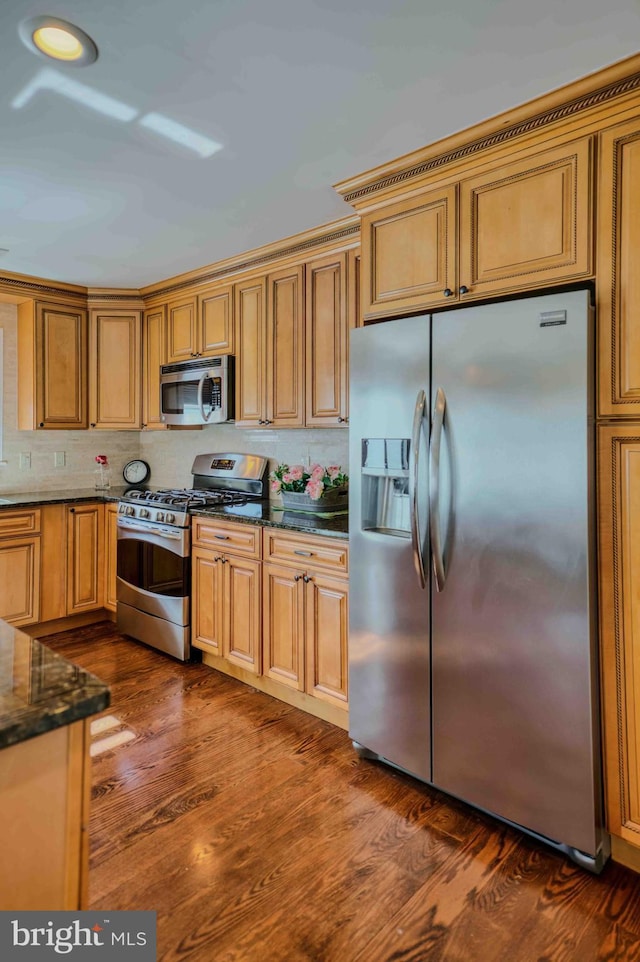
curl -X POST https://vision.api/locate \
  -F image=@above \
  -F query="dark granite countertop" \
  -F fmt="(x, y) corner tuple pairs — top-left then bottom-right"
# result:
(0, 488), (349, 538)
(191, 500), (349, 538)
(0, 620), (110, 750)
(0, 487), (128, 508)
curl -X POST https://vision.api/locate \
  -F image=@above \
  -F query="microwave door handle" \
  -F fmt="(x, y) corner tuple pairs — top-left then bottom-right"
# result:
(197, 372), (212, 423)
(409, 389), (427, 589)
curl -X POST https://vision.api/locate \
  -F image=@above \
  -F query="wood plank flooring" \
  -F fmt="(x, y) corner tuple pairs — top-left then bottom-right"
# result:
(42, 621), (640, 962)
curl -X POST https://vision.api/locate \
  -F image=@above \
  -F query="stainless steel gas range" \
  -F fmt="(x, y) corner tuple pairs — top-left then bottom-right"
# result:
(116, 453), (269, 661)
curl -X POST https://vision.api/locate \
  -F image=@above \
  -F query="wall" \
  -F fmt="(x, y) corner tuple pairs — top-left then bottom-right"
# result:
(0, 303), (140, 493)
(139, 424), (349, 491)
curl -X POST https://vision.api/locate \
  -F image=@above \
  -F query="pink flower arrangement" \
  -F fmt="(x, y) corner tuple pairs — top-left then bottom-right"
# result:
(95, 455), (109, 465)
(269, 462), (348, 501)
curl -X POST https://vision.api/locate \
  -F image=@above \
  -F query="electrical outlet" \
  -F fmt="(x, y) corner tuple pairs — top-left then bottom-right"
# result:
(20, 452), (31, 470)
(54, 451), (66, 468)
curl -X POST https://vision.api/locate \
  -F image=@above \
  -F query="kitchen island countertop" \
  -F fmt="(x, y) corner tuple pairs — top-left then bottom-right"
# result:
(0, 620), (110, 750)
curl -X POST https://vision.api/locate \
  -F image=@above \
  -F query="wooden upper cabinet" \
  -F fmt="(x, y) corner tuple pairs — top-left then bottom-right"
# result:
(142, 305), (166, 430)
(234, 276), (267, 426)
(361, 186), (457, 318)
(597, 117), (640, 418)
(198, 284), (234, 356)
(165, 286), (233, 363)
(305, 253), (348, 426)
(89, 310), (141, 429)
(459, 137), (593, 298)
(18, 300), (88, 429)
(267, 266), (304, 427)
(359, 137), (593, 320)
(166, 296), (197, 362)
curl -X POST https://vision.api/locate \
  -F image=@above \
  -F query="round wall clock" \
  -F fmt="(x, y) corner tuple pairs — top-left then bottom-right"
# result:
(123, 459), (151, 485)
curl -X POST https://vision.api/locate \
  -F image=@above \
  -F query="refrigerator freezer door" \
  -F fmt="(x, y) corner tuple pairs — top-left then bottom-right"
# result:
(349, 316), (431, 781)
(430, 289), (601, 855)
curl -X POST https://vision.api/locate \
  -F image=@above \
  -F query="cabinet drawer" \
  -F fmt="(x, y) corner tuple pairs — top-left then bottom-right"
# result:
(263, 529), (348, 575)
(192, 518), (261, 558)
(0, 509), (41, 538)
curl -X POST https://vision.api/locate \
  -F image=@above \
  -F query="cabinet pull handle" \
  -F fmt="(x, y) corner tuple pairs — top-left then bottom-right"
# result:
(459, 285), (469, 295)
(214, 556), (221, 562)
(443, 288), (453, 297)
(294, 550), (313, 556)
(214, 534), (229, 540)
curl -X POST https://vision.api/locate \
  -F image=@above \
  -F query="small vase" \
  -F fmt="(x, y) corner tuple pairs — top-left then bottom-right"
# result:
(94, 465), (112, 490)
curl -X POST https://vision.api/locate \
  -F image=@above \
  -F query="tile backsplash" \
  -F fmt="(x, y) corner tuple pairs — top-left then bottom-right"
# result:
(0, 302), (349, 494)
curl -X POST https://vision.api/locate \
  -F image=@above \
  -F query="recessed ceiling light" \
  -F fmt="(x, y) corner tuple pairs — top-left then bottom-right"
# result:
(19, 16), (98, 66)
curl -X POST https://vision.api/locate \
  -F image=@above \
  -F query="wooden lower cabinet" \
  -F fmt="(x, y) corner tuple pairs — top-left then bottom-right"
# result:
(0, 510), (41, 627)
(0, 719), (92, 909)
(191, 516), (262, 675)
(263, 561), (348, 710)
(598, 424), (640, 854)
(67, 503), (104, 614)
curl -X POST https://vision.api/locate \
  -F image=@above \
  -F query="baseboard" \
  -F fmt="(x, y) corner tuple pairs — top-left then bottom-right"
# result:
(199, 650), (349, 731)
(610, 834), (640, 873)
(23, 609), (116, 638)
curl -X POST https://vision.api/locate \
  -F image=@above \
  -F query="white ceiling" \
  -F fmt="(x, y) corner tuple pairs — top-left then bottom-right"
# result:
(1, 0), (639, 289)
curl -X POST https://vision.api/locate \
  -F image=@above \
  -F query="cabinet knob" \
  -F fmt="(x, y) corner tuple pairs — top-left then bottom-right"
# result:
(90, 422), (96, 428)
(70, 507), (75, 513)
(263, 419), (272, 425)
(459, 285), (469, 295)
(303, 574), (312, 583)
(338, 416), (348, 423)
(443, 288), (453, 297)
(294, 574), (302, 582)
(39, 422), (44, 427)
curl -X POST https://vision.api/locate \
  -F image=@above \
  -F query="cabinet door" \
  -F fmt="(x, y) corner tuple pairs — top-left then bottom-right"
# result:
(360, 186), (457, 319)
(104, 503), (118, 613)
(67, 504), (104, 614)
(267, 266), (304, 427)
(262, 562), (305, 691)
(459, 137), (593, 299)
(304, 571), (348, 709)
(36, 302), (88, 429)
(305, 253), (348, 426)
(198, 284), (234, 356)
(234, 277), (267, 426)
(142, 305), (166, 430)
(166, 296), (197, 362)
(192, 548), (224, 655)
(89, 310), (141, 429)
(0, 537), (41, 626)
(40, 505), (67, 623)
(598, 425), (640, 843)
(224, 556), (262, 674)
(597, 118), (640, 417)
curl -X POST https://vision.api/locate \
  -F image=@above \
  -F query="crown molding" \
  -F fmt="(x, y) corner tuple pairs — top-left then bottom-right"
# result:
(334, 51), (640, 204)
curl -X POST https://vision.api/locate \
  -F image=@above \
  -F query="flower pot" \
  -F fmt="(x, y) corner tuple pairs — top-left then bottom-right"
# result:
(280, 486), (348, 513)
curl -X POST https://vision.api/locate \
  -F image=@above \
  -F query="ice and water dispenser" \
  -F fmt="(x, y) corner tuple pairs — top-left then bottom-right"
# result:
(360, 438), (411, 537)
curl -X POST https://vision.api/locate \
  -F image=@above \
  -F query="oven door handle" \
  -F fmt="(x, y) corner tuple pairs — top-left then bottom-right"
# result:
(117, 521), (182, 540)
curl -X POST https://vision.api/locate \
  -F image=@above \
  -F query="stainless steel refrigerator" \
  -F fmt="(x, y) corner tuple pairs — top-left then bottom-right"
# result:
(348, 288), (608, 872)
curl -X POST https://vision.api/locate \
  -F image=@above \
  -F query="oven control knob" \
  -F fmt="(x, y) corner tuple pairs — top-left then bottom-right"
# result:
(140, 509), (150, 519)
(118, 503), (126, 514)
(125, 506), (135, 516)
(166, 513), (175, 524)
(156, 511), (165, 522)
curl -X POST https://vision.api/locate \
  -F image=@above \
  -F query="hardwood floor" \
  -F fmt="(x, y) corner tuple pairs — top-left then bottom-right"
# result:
(42, 621), (640, 962)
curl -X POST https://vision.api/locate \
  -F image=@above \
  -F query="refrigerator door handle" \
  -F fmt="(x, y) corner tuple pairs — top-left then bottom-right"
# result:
(409, 389), (427, 589)
(429, 386), (447, 592)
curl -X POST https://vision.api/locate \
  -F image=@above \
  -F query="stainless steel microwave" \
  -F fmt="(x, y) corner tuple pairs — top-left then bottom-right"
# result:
(160, 356), (234, 425)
